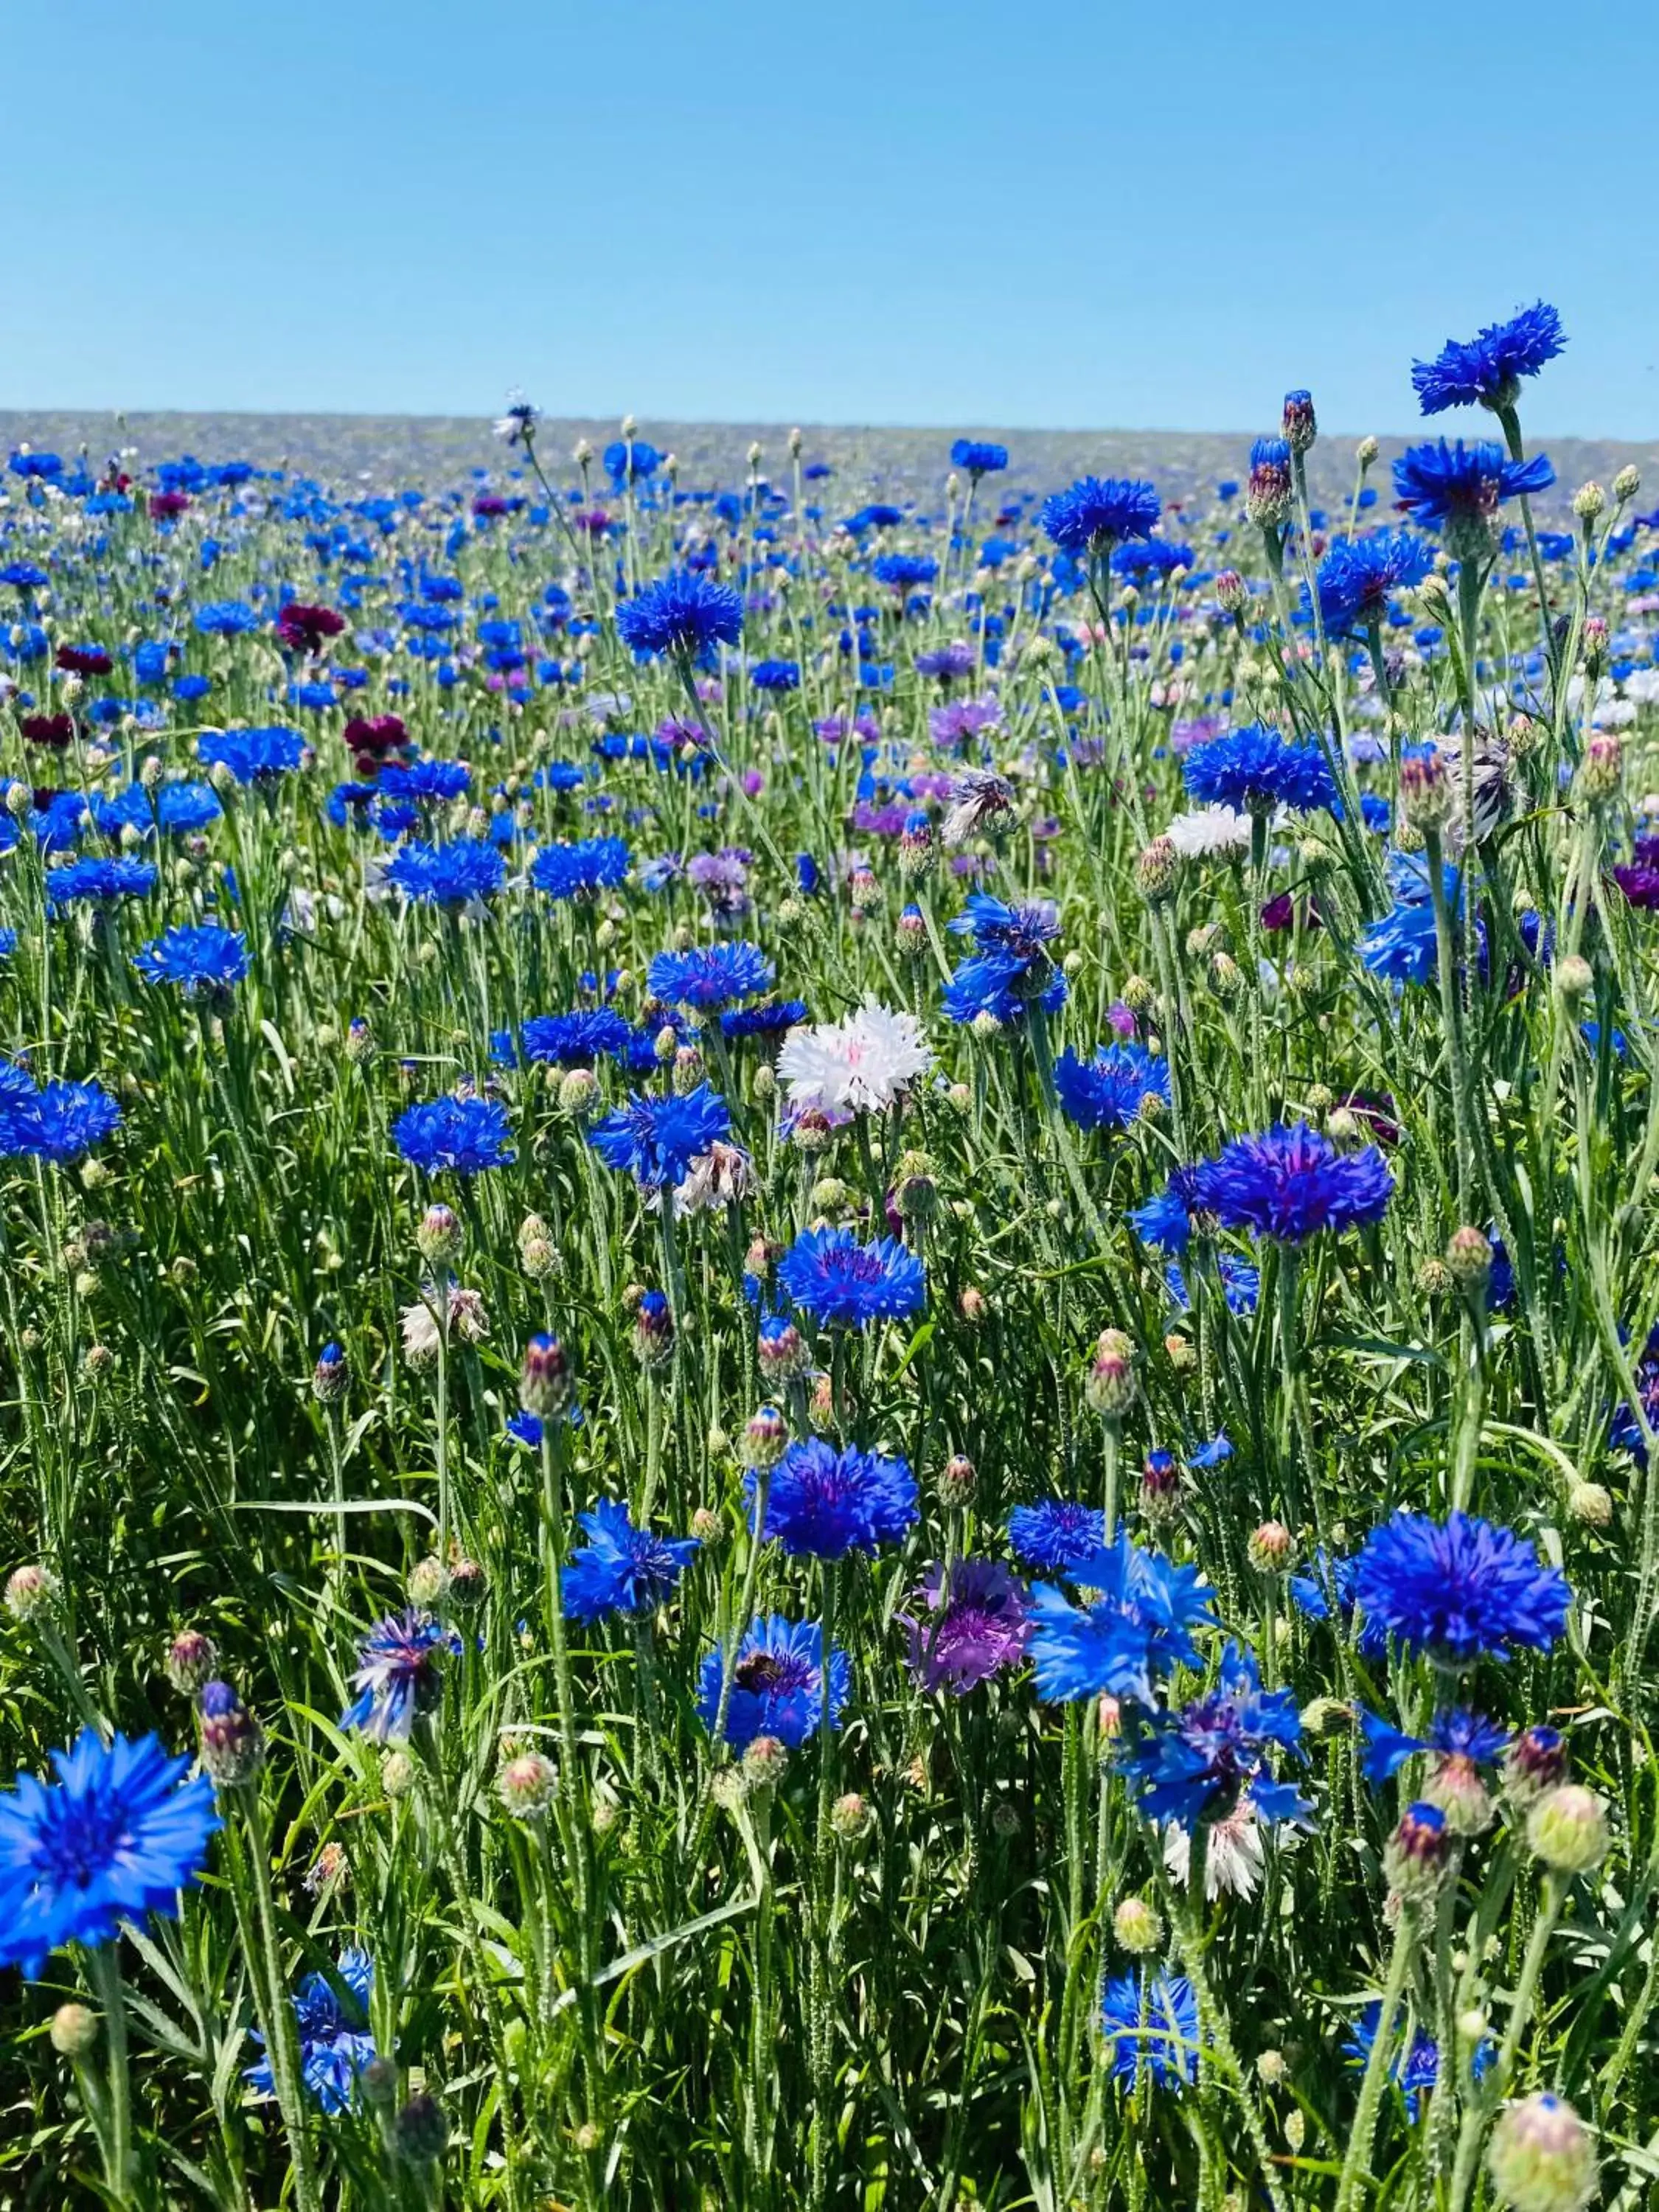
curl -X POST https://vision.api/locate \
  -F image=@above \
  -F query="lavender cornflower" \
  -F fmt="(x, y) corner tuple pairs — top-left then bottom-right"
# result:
(904, 1559), (1030, 1693)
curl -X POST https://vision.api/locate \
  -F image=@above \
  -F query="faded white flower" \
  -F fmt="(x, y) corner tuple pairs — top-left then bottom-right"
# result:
(400, 1281), (490, 1367)
(1164, 804), (1253, 860)
(1162, 1804), (1265, 1900)
(777, 1001), (933, 1116)
(942, 768), (1015, 846)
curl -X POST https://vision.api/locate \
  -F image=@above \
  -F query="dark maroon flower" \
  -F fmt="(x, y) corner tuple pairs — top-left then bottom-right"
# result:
(1340, 1091), (1401, 1147)
(55, 644), (112, 676)
(905, 1559), (1031, 1693)
(148, 491), (190, 521)
(575, 508), (613, 538)
(276, 602), (345, 653)
(21, 713), (74, 749)
(1261, 893), (1323, 933)
(342, 714), (408, 770)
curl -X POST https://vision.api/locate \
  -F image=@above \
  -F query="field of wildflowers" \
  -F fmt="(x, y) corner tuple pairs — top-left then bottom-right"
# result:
(0, 307), (1654, 2212)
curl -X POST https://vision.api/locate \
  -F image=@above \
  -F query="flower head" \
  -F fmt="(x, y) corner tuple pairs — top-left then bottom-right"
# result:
(1054, 1043), (1169, 1132)
(1182, 725), (1337, 815)
(1411, 302), (1566, 416)
(386, 838), (506, 907)
(776, 1001), (932, 1116)
(0, 1079), (122, 1164)
(341, 1610), (451, 1742)
(750, 1436), (918, 1558)
(198, 726), (305, 783)
(1099, 1971), (1203, 2093)
(616, 571), (744, 661)
(648, 942), (774, 1010)
(521, 1008), (633, 1065)
(777, 1225), (925, 1330)
(904, 1558), (1030, 1692)
(392, 1094), (515, 1175)
(1191, 1122), (1393, 1243)
(1007, 1498), (1107, 1575)
(133, 923), (251, 995)
(1312, 530), (1433, 635)
(531, 837), (630, 901)
(697, 1615), (850, 1749)
(950, 439), (1008, 477)
(1393, 439), (1556, 552)
(588, 1083), (731, 1189)
(44, 857), (157, 911)
(1028, 1531), (1214, 1705)
(563, 1498), (698, 1621)
(1121, 1642), (1307, 1832)
(0, 1730), (220, 1976)
(246, 1949), (378, 2114)
(1040, 477), (1161, 556)
(1354, 1511), (1571, 1666)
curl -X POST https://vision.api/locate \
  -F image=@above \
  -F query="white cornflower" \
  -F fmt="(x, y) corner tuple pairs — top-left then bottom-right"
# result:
(942, 768), (1015, 846)
(400, 1282), (490, 1367)
(776, 1001), (933, 1116)
(1162, 1804), (1265, 1899)
(1164, 804), (1253, 860)
(671, 1141), (754, 1217)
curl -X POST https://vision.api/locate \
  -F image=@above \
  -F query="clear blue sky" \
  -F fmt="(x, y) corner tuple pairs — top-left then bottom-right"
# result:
(4, 0), (1655, 437)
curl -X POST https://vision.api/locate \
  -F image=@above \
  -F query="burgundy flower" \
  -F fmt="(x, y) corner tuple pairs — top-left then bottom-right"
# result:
(1340, 1091), (1401, 1147)
(148, 491), (190, 521)
(342, 714), (408, 773)
(276, 602), (345, 653)
(55, 644), (112, 676)
(904, 1558), (1031, 1694)
(1261, 893), (1323, 933)
(473, 493), (512, 518)
(21, 713), (74, 749)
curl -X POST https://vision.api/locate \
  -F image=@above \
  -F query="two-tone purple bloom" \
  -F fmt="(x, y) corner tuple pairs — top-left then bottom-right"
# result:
(341, 1610), (452, 1742)
(1190, 1123), (1393, 1244)
(904, 1559), (1030, 1692)
(1120, 1643), (1307, 1832)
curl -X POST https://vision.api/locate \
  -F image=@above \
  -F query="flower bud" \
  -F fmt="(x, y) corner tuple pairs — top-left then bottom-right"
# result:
(1571, 480), (1604, 524)
(312, 1340), (349, 1402)
(691, 1506), (724, 1544)
(830, 1790), (870, 1840)
(51, 2002), (100, 2058)
(519, 1332), (571, 1418)
(1135, 836), (1177, 904)
(1246, 440), (1294, 530)
(1084, 1329), (1138, 1419)
(361, 2053), (399, 2107)
(1281, 389), (1317, 454)
(1613, 464), (1641, 505)
(407, 1555), (448, 1608)
(1384, 1800), (1454, 1902)
(1486, 2092), (1596, 2212)
(1445, 1225), (1493, 1291)
(1576, 733), (1622, 804)
(1568, 1481), (1612, 1528)
(1554, 955), (1593, 1004)
(198, 1680), (265, 1787)
(757, 1315), (810, 1383)
(557, 1068), (599, 1121)
(394, 2093), (448, 2168)
(742, 1404), (789, 1470)
(742, 1733), (790, 1790)
(1248, 1520), (1293, 1573)
(417, 1204), (461, 1267)
(1503, 1725), (1569, 1806)
(381, 1749), (417, 1798)
(1213, 569), (1247, 618)
(4, 1562), (61, 1622)
(633, 1290), (675, 1367)
(498, 1750), (558, 1818)
(1423, 1753), (1495, 1837)
(1399, 749), (1453, 833)
(1112, 1895), (1164, 1953)
(1527, 1784), (1610, 1874)
(937, 1453), (976, 1505)
(165, 1627), (218, 1694)
(1357, 435), (1380, 469)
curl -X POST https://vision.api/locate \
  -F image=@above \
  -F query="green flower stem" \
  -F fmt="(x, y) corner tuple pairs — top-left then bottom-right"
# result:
(1334, 1908), (1419, 2212)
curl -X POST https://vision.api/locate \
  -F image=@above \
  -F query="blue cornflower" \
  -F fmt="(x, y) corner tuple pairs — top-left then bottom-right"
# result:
(943, 892), (1063, 1023)
(748, 1436), (918, 1558)
(1054, 1043), (1169, 1132)
(604, 437), (661, 484)
(648, 942), (775, 1010)
(1164, 1253), (1260, 1316)
(386, 838), (506, 906)
(1027, 1531), (1213, 1705)
(157, 781), (222, 832)
(521, 1009), (633, 1065)
(1099, 1972), (1203, 2093)
(588, 1083), (730, 1189)
(1358, 850), (1461, 987)
(1312, 531), (1433, 635)
(198, 726), (305, 782)
(1411, 303), (1566, 416)
(1, 1079), (122, 1164)
(1007, 1498), (1107, 1574)
(0, 1730), (220, 1977)
(1343, 2004), (1494, 2120)
(377, 759), (470, 804)
(950, 439), (1009, 476)
(1040, 476), (1161, 557)
(44, 857), (158, 911)
(531, 836), (630, 900)
(1392, 440), (1556, 544)
(133, 923), (251, 995)
(563, 1498), (698, 1621)
(341, 1610), (451, 1742)
(1121, 1643), (1307, 1832)
(872, 552), (939, 594)
(1191, 1122), (1394, 1243)
(1113, 538), (1194, 582)
(1357, 1705), (1510, 1787)
(1354, 1511), (1571, 1666)
(749, 658), (801, 692)
(1130, 1172), (1199, 1255)
(696, 1615), (850, 1749)
(777, 1225), (925, 1330)
(194, 599), (260, 636)
(1182, 724), (1338, 815)
(246, 1949), (378, 2114)
(392, 1094), (515, 1175)
(721, 996), (809, 1040)
(615, 571), (744, 660)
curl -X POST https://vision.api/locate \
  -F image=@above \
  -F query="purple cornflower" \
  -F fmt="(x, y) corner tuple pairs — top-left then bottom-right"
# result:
(1191, 1123), (1393, 1243)
(341, 1611), (451, 1742)
(904, 1559), (1030, 1693)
